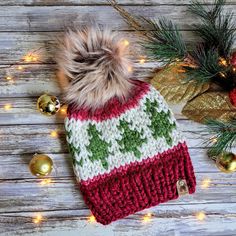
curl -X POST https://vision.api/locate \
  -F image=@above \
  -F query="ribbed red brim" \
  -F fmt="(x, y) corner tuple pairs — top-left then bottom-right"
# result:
(79, 142), (196, 225)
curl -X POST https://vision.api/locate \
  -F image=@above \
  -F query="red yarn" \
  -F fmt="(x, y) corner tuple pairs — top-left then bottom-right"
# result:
(79, 142), (196, 225)
(229, 88), (236, 107)
(67, 80), (150, 121)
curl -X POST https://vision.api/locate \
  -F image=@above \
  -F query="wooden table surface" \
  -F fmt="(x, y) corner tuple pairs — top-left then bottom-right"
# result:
(0, 1), (236, 235)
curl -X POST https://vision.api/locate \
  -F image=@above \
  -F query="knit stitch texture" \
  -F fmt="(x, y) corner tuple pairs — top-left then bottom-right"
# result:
(65, 81), (196, 224)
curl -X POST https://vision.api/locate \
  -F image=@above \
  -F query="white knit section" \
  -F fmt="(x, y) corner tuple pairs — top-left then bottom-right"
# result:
(65, 86), (185, 181)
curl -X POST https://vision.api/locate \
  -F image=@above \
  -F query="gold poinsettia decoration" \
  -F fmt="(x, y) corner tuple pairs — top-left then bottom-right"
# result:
(151, 63), (236, 124)
(151, 63), (210, 104)
(182, 92), (236, 123)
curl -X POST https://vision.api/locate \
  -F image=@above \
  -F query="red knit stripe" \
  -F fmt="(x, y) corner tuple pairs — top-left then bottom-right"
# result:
(80, 142), (187, 186)
(79, 142), (196, 225)
(67, 80), (150, 122)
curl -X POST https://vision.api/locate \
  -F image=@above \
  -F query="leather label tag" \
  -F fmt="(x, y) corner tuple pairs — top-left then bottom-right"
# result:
(177, 179), (189, 196)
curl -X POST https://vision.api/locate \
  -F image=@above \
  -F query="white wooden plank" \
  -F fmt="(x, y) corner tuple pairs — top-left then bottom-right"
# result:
(0, 5), (235, 32)
(0, 0), (236, 5)
(0, 124), (67, 154)
(0, 172), (235, 214)
(0, 204), (235, 236)
(0, 97), (66, 125)
(0, 31), (205, 65)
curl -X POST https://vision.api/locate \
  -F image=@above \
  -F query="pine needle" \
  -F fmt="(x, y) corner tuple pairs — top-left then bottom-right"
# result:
(206, 119), (236, 156)
(189, 0), (235, 57)
(184, 46), (226, 83)
(141, 18), (187, 62)
(189, 0), (225, 21)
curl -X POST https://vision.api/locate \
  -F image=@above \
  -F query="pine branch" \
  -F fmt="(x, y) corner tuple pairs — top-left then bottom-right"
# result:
(108, 0), (187, 62)
(184, 46), (226, 83)
(189, 0), (235, 57)
(205, 119), (236, 156)
(189, 0), (225, 21)
(195, 14), (234, 57)
(142, 18), (187, 62)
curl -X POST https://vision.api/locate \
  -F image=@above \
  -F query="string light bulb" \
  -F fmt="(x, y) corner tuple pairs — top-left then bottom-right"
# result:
(88, 215), (96, 223)
(6, 76), (15, 84)
(33, 214), (43, 224)
(17, 65), (23, 70)
(139, 58), (146, 64)
(142, 213), (152, 222)
(50, 130), (58, 138)
(4, 104), (12, 111)
(123, 39), (129, 46)
(219, 57), (228, 67)
(40, 178), (52, 186)
(24, 53), (39, 63)
(60, 105), (67, 115)
(6, 76), (12, 80)
(201, 178), (211, 189)
(196, 211), (206, 221)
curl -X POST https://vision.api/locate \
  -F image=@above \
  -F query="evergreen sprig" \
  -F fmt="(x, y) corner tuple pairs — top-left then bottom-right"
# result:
(206, 119), (236, 156)
(109, 0), (236, 89)
(188, 0), (225, 21)
(141, 18), (187, 62)
(189, 0), (235, 57)
(184, 46), (226, 83)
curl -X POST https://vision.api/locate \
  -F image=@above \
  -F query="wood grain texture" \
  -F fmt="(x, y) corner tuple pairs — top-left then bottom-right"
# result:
(1, 205), (236, 236)
(0, 31), (204, 64)
(0, 0), (236, 5)
(1, 173), (236, 213)
(0, 5), (235, 32)
(0, 0), (236, 235)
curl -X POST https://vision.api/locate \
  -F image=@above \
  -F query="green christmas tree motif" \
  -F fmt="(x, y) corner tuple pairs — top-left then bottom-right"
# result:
(116, 120), (147, 159)
(86, 124), (111, 170)
(66, 130), (83, 167)
(144, 98), (176, 146)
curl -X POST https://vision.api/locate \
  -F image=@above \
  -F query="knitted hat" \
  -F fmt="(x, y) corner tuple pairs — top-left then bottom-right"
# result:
(57, 25), (196, 225)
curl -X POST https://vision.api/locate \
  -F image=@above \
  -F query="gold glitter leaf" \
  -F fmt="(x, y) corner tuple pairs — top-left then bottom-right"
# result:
(182, 92), (236, 123)
(151, 63), (210, 103)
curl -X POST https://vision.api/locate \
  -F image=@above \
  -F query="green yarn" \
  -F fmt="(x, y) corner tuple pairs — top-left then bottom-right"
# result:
(86, 124), (111, 170)
(66, 98), (177, 170)
(66, 130), (83, 167)
(117, 120), (147, 159)
(144, 98), (176, 146)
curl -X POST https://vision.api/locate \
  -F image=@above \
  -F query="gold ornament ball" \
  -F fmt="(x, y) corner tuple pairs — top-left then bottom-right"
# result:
(37, 94), (60, 116)
(216, 152), (236, 173)
(29, 154), (53, 177)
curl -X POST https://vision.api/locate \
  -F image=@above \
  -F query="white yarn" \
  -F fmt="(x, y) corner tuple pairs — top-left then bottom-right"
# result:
(65, 85), (185, 181)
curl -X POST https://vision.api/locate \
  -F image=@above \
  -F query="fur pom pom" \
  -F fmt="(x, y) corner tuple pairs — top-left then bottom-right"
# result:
(56, 25), (134, 109)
